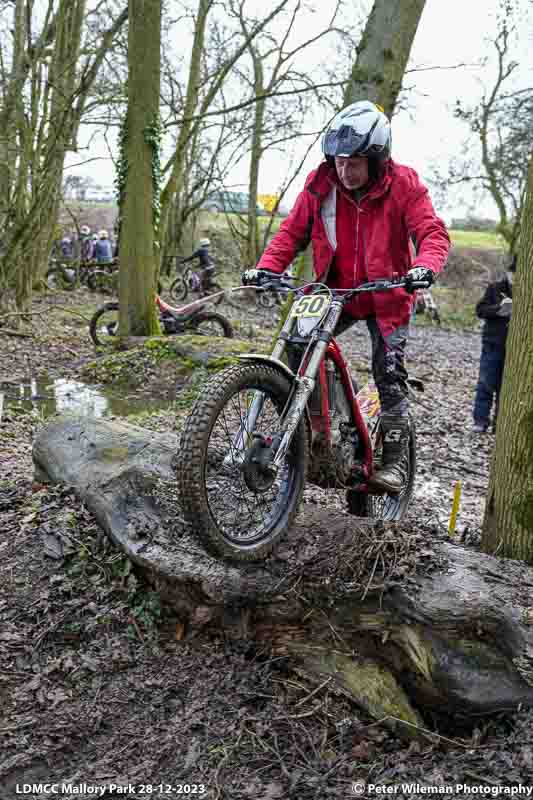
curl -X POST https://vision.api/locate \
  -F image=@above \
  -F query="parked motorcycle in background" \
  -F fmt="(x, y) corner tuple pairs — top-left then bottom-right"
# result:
(89, 290), (233, 347)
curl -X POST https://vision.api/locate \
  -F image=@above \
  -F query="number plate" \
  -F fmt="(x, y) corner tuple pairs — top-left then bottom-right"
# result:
(290, 294), (331, 318)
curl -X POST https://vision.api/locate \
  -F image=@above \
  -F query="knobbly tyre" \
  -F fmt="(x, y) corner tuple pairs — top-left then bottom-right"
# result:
(89, 290), (233, 347)
(177, 273), (429, 561)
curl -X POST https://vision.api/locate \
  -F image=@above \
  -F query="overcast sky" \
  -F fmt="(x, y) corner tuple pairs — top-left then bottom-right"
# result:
(67, 0), (532, 221)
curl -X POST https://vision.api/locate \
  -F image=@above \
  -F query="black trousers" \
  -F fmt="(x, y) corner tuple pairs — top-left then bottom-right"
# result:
(335, 315), (409, 416)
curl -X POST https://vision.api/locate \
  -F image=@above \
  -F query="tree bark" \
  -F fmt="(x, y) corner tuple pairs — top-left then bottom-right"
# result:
(246, 47), (265, 265)
(119, 0), (162, 337)
(482, 155), (533, 560)
(33, 415), (533, 732)
(343, 0), (426, 117)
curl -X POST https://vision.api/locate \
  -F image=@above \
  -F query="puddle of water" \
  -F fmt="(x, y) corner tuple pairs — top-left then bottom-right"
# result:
(2, 376), (173, 420)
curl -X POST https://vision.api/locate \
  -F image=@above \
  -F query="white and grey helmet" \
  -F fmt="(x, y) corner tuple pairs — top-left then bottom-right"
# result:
(322, 100), (391, 161)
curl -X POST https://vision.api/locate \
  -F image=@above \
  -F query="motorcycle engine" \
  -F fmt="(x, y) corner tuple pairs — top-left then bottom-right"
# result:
(307, 364), (362, 489)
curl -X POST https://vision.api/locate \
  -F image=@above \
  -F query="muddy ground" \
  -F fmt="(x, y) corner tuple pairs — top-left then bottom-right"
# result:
(1, 288), (533, 799)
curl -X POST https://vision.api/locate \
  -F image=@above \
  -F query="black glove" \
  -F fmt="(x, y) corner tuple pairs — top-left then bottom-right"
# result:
(241, 268), (278, 287)
(405, 266), (434, 294)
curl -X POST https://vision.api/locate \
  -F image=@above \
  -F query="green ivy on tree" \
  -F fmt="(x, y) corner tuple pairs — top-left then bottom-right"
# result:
(114, 113), (129, 250)
(143, 114), (163, 249)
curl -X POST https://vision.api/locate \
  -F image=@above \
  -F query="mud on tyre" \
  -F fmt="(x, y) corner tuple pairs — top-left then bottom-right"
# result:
(177, 363), (308, 561)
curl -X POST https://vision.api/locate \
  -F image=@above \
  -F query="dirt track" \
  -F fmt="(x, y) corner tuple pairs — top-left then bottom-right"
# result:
(2, 294), (532, 798)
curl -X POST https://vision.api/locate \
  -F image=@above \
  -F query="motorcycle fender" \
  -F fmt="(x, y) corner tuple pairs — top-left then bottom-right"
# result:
(236, 354), (313, 446)
(236, 353), (295, 381)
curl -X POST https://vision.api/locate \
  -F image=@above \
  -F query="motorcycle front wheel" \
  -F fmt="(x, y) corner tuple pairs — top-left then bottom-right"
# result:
(178, 364), (308, 561)
(168, 276), (188, 303)
(89, 302), (119, 347)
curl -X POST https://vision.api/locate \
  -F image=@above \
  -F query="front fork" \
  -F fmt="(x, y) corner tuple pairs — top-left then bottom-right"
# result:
(225, 299), (343, 472)
(222, 336), (287, 467)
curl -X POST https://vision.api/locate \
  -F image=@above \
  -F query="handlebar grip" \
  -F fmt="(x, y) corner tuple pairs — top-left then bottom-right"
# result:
(409, 280), (431, 290)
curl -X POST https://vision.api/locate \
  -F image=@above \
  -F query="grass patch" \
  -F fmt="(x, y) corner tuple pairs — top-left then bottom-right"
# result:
(449, 229), (506, 251)
(415, 286), (479, 331)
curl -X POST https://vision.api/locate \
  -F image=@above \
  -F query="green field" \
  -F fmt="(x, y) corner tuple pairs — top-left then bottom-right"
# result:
(448, 229), (505, 250)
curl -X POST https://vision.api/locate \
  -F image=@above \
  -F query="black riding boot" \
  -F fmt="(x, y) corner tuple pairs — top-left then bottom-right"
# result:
(368, 414), (410, 495)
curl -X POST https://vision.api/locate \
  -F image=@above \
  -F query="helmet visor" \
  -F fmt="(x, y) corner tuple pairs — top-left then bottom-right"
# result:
(323, 125), (372, 158)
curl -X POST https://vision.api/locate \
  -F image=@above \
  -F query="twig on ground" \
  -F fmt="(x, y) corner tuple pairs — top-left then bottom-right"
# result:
(0, 720), (35, 732)
(0, 328), (33, 338)
(293, 676), (332, 708)
(462, 771), (500, 786)
(128, 615), (144, 642)
(383, 714), (492, 748)
(0, 306), (91, 324)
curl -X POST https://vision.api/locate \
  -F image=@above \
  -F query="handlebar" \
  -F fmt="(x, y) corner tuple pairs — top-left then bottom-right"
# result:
(255, 275), (430, 299)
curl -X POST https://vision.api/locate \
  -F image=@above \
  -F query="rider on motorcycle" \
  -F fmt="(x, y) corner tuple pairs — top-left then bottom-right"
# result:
(182, 237), (215, 292)
(243, 100), (450, 494)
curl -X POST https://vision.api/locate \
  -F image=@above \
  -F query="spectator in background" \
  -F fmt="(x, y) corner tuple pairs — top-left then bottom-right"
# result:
(94, 229), (113, 263)
(79, 225), (94, 262)
(60, 234), (74, 259)
(472, 254), (516, 433)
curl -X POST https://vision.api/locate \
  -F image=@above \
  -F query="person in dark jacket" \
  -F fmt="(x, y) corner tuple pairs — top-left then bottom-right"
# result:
(182, 238), (215, 291)
(472, 255), (516, 433)
(60, 234), (74, 259)
(79, 225), (94, 262)
(94, 229), (113, 263)
(242, 100), (450, 494)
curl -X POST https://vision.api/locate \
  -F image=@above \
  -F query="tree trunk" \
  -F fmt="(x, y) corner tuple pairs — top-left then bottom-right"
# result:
(159, 0), (212, 248)
(0, 0), (25, 236)
(246, 50), (265, 265)
(343, 0), (426, 117)
(482, 155), (533, 561)
(33, 415), (533, 733)
(119, 0), (162, 337)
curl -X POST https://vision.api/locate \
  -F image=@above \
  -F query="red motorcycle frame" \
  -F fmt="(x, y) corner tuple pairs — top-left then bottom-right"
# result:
(309, 337), (373, 484)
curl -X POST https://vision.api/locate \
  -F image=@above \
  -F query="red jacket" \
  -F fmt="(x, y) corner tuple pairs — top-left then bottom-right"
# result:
(257, 160), (450, 337)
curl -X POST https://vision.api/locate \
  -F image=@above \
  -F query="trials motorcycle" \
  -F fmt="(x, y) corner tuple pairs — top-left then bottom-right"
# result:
(177, 273), (428, 561)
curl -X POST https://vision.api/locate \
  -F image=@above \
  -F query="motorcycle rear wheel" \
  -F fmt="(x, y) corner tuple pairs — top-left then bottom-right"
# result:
(178, 364), (308, 561)
(188, 311), (233, 338)
(87, 270), (116, 295)
(89, 302), (119, 347)
(346, 417), (416, 521)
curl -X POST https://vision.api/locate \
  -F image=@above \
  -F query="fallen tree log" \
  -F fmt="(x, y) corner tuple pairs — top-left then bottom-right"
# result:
(33, 415), (533, 736)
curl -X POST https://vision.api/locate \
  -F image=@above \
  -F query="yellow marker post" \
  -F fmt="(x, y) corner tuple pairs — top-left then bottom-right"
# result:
(448, 481), (462, 536)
